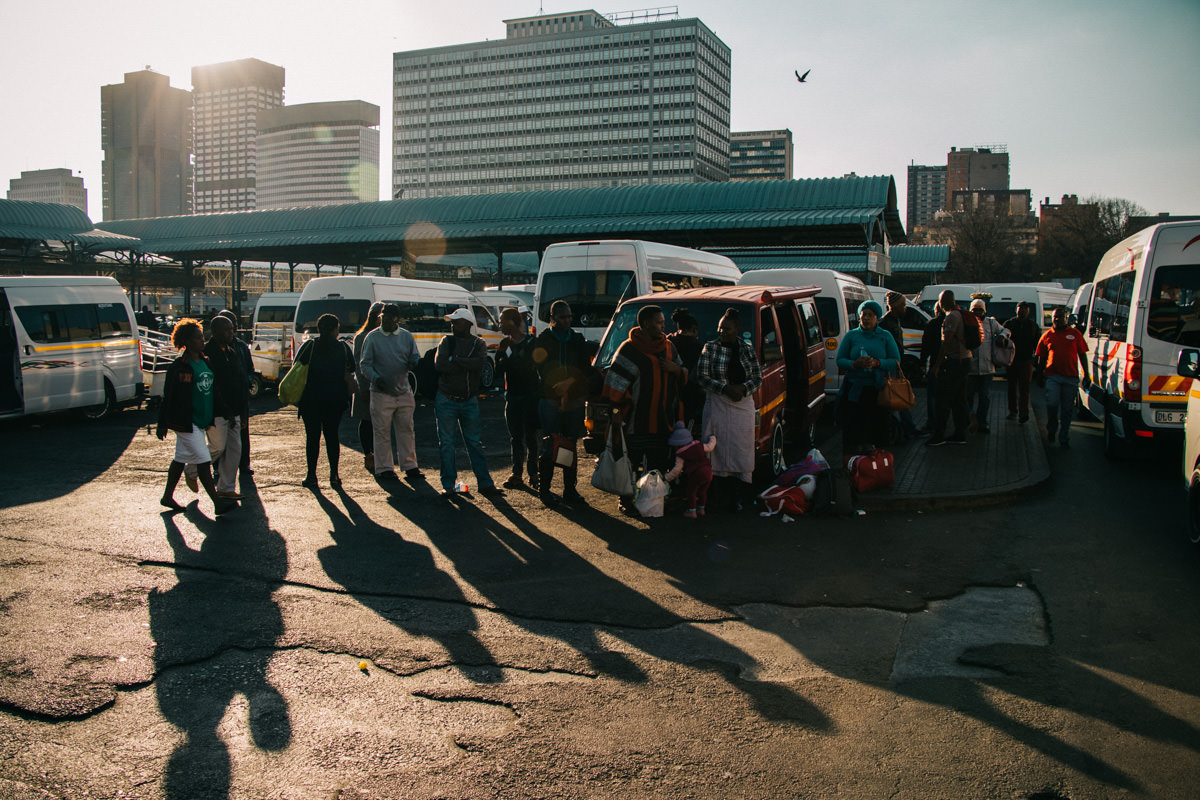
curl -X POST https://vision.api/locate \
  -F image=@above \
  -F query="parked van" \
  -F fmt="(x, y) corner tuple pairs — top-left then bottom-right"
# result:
(534, 240), (740, 343)
(917, 283), (1072, 327)
(587, 285), (827, 477)
(293, 276), (501, 394)
(480, 285), (536, 329)
(1080, 221), (1200, 457)
(1067, 282), (1094, 331)
(865, 285), (931, 377)
(738, 268), (872, 395)
(1173, 348), (1200, 544)
(0, 276), (142, 419)
(248, 292), (302, 396)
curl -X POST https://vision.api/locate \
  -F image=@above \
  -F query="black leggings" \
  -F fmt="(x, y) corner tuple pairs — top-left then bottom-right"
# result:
(302, 402), (344, 477)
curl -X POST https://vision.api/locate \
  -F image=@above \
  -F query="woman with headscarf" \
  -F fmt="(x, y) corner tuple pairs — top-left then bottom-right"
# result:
(696, 307), (762, 512)
(835, 299), (901, 455)
(297, 313), (357, 490)
(351, 302), (384, 472)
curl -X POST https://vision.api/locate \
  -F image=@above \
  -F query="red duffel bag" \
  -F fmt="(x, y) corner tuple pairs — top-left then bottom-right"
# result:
(846, 448), (895, 493)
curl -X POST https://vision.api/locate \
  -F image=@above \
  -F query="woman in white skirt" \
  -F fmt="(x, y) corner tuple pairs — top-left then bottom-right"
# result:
(696, 308), (763, 512)
(156, 319), (237, 515)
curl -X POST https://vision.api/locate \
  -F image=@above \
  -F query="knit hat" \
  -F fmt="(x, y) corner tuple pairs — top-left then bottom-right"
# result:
(667, 421), (693, 447)
(858, 299), (884, 321)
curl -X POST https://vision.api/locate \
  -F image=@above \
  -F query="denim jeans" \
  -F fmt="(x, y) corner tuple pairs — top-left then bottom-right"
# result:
(966, 373), (993, 429)
(1045, 374), (1080, 444)
(435, 393), (494, 491)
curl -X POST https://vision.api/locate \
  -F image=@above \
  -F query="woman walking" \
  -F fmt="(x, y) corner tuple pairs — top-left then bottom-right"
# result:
(297, 313), (357, 490)
(696, 308), (762, 512)
(835, 299), (901, 455)
(156, 319), (237, 515)
(351, 302), (384, 472)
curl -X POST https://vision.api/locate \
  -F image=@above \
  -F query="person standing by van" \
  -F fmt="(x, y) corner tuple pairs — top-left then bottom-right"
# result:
(360, 304), (421, 483)
(434, 309), (503, 499)
(965, 298), (1008, 434)
(667, 307), (705, 433)
(215, 310), (255, 477)
(156, 319), (237, 516)
(927, 290), (971, 447)
(496, 307), (541, 490)
(880, 292), (920, 439)
(296, 314), (357, 489)
(351, 302), (384, 473)
(532, 300), (592, 508)
(1036, 307), (1090, 448)
(203, 315), (247, 499)
(835, 300), (900, 454)
(1003, 301), (1041, 423)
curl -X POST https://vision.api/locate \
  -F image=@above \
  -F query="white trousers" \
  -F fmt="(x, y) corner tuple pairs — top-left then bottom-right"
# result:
(184, 416), (242, 492)
(370, 390), (416, 473)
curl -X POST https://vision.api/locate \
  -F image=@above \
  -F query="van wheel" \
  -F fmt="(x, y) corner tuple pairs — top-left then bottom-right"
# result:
(248, 373), (264, 399)
(1103, 411), (1127, 460)
(1189, 474), (1200, 547)
(480, 358), (496, 391)
(82, 380), (115, 421)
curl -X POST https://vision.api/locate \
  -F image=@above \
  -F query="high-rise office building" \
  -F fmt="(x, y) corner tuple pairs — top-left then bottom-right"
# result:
(100, 70), (192, 220)
(191, 58), (285, 214)
(7, 169), (88, 213)
(256, 101), (380, 209)
(729, 130), (793, 181)
(392, 9), (731, 198)
(906, 163), (947, 230)
(945, 145), (1009, 210)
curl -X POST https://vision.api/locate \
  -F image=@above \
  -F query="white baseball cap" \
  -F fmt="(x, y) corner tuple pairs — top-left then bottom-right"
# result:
(445, 308), (475, 323)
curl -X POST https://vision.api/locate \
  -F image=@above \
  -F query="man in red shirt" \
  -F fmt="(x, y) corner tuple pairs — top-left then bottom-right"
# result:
(1035, 307), (1090, 448)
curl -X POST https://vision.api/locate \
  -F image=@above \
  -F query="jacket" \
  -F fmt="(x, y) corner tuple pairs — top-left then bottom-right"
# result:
(203, 339), (249, 419)
(533, 327), (593, 405)
(157, 355), (206, 434)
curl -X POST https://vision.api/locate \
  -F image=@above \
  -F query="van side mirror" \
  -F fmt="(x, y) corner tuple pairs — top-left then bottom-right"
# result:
(1177, 349), (1200, 379)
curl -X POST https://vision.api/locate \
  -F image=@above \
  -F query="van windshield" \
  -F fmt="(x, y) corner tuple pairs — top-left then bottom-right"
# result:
(594, 300), (754, 371)
(295, 299), (370, 334)
(256, 305), (296, 324)
(1147, 264), (1200, 347)
(540, 270), (635, 328)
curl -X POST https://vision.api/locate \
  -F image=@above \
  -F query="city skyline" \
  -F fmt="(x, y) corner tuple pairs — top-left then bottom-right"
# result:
(1, 0), (1196, 224)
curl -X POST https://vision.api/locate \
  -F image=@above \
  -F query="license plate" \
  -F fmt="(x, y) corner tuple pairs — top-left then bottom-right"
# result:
(1155, 410), (1185, 424)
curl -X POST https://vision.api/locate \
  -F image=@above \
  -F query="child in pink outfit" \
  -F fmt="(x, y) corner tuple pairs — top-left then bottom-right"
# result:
(664, 421), (717, 519)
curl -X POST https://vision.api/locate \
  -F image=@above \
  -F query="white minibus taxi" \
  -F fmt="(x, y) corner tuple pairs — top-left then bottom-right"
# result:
(534, 240), (740, 342)
(738, 268), (872, 394)
(293, 276), (501, 394)
(248, 292), (302, 395)
(1081, 221), (1200, 457)
(0, 276), (141, 419)
(917, 283), (1072, 327)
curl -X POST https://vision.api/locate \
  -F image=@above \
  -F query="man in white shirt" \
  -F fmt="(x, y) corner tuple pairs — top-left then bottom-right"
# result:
(359, 304), (423, 482)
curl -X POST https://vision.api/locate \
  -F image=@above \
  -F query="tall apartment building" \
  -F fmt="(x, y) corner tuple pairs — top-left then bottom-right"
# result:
(7, 169), (88, 213)
(100, 69), (192, 220)
(906, 163), (946, 230)
(729, 130), (793, 181)
(945, 145), (1009, 210)
(256, 101), (380, 209)
(191, 58), (285, 214)
(392, 9), (732, 198)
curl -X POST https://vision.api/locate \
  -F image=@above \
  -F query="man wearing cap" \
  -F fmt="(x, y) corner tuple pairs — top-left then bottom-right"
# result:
(434, 309), (502, 498)
(965, 298), (1009, 434)
(1003, 301), (1041, 423)
(1036, 307), (1090, 448)
(360, 304), (422, 482)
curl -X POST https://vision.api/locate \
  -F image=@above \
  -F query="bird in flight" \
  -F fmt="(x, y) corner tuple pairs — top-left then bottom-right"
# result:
(795, 69), (811, 83)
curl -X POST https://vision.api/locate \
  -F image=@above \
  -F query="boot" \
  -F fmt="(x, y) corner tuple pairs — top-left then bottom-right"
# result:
(562, 465), (585, 505)
(364, 453), (375, 472)
(538, 454), (558, 507)
(527, 456), (540, 490)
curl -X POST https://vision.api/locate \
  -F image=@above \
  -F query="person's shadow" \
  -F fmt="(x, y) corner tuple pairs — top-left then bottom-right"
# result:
(149, 504), (291, 800)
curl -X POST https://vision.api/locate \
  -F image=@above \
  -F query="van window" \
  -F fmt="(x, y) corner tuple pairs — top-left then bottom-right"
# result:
(256, 305), (296, 324)
(900, 307), (928, 329)
(650, 272), (736, 292)
(15, 303), (129, 343)
(472, 305), (497, 332)
(814, 297), (839, 338)
(844, 292), (864, 329)
(798, 300), (822, 344)
(595, 300), (753, 370)
(1090, 273), (1136, 339)
(987, 301), (1018, 323)
(540, 269), (635, 327)
(295, 298), (370, 334)
(760, 308), (783, 365)
(1146, 264), (1200, 347)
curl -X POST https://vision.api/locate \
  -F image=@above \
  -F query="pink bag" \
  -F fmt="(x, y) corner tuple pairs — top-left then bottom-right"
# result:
(846, 448), (895, 493)
(759, 483), (809, 516)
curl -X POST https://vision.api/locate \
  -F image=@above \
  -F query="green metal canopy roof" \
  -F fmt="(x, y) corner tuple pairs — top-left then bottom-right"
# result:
(730, 244), (949, 275)
(96, 175), (906, 262)
(889, 245), (950, 273)
(0, 199), (140, 247)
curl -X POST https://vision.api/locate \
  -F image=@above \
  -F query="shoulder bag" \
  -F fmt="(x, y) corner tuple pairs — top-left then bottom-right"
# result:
(877, 372), (916, 411)
(591, 423), (635, 497)
(278, 341), (312, 406)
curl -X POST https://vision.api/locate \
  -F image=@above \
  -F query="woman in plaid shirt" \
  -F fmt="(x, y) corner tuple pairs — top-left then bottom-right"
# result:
(696, 308), (763, 511)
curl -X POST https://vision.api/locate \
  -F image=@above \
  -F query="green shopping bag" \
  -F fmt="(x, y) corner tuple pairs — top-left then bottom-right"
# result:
(277, 342), (311, 406)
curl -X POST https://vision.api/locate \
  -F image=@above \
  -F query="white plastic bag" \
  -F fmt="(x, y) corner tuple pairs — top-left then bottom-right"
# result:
(633, 470), (670, 518)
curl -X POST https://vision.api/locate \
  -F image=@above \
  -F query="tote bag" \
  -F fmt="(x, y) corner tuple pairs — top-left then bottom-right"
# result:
(591, 424), (635, 497)
(992, 335), (1016, 368)
(278, 342), (311, 406)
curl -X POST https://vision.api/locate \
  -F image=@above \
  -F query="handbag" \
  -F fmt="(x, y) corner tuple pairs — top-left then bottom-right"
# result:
(278, 341), (311, 406)
(992, 335), (1016, 367)
(591, 424), (635, 497)
(846, 448), (895, 493)
(877, 373), (916, 411)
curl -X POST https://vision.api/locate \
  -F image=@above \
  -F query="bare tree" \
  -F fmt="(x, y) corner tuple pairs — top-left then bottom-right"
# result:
(1088, 195), (1147, 244)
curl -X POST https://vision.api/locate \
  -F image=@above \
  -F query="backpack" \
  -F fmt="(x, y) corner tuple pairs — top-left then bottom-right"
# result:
(958, 307), (983, 351)
(810, 467), (856, 516)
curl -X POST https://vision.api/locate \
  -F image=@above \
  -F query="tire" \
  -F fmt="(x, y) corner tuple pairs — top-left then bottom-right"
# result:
(480, 357), (496, 390)
(1189, 474), (1200, 547)
(248, 373), (264, 399)
(81, 380), (115, 421)
(755, 419), (788, 484)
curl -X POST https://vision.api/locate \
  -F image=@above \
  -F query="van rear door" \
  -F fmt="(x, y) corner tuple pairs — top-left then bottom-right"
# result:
(0, 291), (22, 416)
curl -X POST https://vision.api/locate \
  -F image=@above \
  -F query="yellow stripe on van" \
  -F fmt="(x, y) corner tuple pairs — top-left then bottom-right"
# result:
(33, 339), (138, 353)
(809, 370), (826, 386)
(761, 392), (786, 415)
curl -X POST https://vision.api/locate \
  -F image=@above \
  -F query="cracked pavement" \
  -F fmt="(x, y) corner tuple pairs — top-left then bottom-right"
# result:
(1, 398), (1198, 799)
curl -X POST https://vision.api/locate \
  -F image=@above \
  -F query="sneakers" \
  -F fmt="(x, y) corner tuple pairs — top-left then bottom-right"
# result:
(405, 468), (426, 481)
(925, 435), (948, 447)
(329, 476), (342, 490)
(480, 485), (506, 500)
(301, 476), (319, 489)
(683, 509), (698, 519)
(947, 434), (968, 445)
(216, 490), (244, 500)
(502, 474), (525, 489)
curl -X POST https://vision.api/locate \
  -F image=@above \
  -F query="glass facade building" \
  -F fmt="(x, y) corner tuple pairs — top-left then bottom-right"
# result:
(8, 169), (88, 213)
(729, 130), (793, 181)
(392, 10), (731, 198)
(256, 101), (380, 210)
(906, 163), (947, 231)
(191, 59), (285, 214)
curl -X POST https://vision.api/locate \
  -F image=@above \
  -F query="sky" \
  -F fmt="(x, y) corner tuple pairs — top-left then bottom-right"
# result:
(2, 0), (1197, 227)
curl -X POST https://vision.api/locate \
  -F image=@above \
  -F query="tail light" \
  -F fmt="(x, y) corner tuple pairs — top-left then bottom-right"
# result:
(1123, 344), (1142, 402)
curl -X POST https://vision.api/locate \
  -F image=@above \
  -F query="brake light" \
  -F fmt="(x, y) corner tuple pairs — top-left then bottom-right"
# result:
(1123, 344), (1142, 402)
